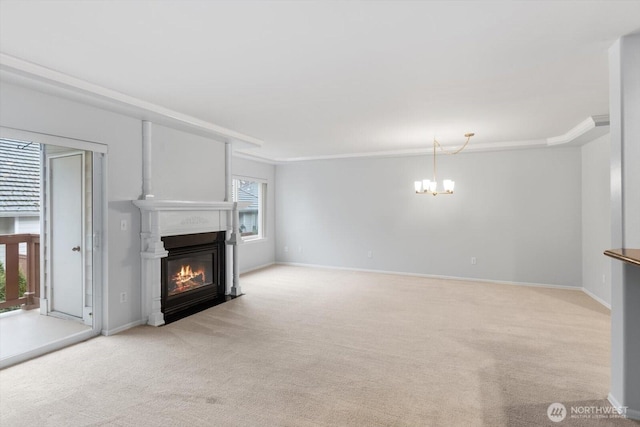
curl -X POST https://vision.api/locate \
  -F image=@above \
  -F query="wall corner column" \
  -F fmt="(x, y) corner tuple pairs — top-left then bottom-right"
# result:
(608, 33), (640, 421)
(224, 142), (241, 296)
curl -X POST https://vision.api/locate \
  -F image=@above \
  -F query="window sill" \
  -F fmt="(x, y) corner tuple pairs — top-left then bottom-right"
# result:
(241, 237), (268, 245)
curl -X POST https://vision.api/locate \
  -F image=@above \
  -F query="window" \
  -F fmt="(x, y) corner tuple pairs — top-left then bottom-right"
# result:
(232, 177), (266, 241)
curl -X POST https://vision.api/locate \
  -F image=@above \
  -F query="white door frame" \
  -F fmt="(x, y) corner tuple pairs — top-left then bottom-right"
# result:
(0, 126), (107, 368)
(91, 151), (105, 334)
(45, 150), (86, 321)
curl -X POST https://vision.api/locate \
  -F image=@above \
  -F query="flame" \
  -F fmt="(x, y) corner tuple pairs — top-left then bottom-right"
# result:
(170, 264), (207, 294)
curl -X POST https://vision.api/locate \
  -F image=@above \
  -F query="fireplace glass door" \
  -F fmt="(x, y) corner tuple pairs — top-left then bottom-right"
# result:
(161, 231), (225, 323)
(166, 254), (214, 297)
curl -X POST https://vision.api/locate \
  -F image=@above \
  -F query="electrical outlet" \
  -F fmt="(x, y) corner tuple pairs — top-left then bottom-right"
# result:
(284, 246), (289, 253)
(298, 246), (303, 253)
(120, 292), (127, 303)
(602, 274), (606, 284)
(367, 250), (373, 258)
(471, 257), (477, 265)
(120, 219), (128, 231)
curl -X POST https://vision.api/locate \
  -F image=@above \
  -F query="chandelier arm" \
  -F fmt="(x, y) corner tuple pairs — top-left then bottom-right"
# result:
(433, 134), (473, 155)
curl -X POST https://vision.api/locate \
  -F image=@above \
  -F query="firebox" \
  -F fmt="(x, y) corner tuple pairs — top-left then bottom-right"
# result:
(161, 231), (225, 323)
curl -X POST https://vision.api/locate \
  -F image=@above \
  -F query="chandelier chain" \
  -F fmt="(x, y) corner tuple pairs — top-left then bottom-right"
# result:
(433, 133), (474, 156)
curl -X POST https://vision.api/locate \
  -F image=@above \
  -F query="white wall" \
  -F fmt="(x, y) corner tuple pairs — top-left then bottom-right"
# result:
(0, 81), (241, 333)
(276, 147), (583, 287)
(151, 123), (226, 202)
(0, 81), (142, 333)
(14, 216), (40, 234)
(0, 217), (13, 234)
(581, 134), (611, 306)
(233, 156), (276, 273)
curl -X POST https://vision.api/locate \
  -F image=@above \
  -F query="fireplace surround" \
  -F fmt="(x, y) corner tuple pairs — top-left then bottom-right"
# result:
(133, 200), (244, 326)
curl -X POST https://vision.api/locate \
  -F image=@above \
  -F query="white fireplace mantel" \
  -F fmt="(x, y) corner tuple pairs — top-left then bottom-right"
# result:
(133, 199), (246, 326)
(134, 199), (237, 237)
(133, 200), (237, 211)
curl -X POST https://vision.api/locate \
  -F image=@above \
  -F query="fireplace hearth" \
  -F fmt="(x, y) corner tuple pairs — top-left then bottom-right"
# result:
(161, 232), (226, 324)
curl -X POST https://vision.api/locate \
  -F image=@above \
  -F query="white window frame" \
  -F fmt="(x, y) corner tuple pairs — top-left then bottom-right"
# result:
(232, 176), (267, 242)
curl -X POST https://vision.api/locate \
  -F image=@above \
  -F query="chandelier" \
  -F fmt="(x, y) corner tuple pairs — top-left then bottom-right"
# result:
(414, 132), (475, 196)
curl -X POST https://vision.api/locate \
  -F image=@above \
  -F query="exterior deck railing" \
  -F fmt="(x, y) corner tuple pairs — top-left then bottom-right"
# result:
(0, 234), (40, 310)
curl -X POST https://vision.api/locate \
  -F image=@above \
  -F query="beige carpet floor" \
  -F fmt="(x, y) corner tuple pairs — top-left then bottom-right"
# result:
(1, 265), (638, 426)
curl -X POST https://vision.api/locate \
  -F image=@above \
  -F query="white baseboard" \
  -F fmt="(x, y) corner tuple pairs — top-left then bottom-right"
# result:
(608, 392), (623, 412)
(582, 287), (611, 309)
(277, 262), (611, 309)
(275, 262), (581, 291)
(627, 407), (640, 421)
(101, 319), (145, 336)
(240, 262), (276, 275)
(608, 392), (640, 421)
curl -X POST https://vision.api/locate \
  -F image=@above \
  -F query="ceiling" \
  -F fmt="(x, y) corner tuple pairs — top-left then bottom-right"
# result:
(1, 0), (639, 161)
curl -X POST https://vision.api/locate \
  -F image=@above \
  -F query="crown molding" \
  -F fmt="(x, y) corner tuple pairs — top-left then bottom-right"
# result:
(0, 53), (263, 150)
(233, 150), (280, 165)
(237, 139), (549, 163)
(547, 115), (610, 146)
(237, 115), (610, 163)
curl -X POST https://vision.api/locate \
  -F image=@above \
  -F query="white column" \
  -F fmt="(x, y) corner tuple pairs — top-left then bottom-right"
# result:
(230, 202), (242, 296)
(225, 142), (232, 203)
(608, 33), (640, 421)
(224, 142), (233, 295)
(142, 121), (154, 200)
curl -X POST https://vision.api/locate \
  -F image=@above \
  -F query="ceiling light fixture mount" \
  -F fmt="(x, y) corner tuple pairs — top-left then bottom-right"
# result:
(414, 132), (474, 196)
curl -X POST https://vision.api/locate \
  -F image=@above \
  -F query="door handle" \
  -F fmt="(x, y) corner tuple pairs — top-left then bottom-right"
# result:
(72, 246), (81, 252)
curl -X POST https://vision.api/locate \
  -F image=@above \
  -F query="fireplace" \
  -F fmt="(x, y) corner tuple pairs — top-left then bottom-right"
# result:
(161, 232), (225, 323)
(133, 199), (243, 326)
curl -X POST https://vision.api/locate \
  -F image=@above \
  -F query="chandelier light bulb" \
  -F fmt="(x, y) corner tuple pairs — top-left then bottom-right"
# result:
(443, 179), (455, 193)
